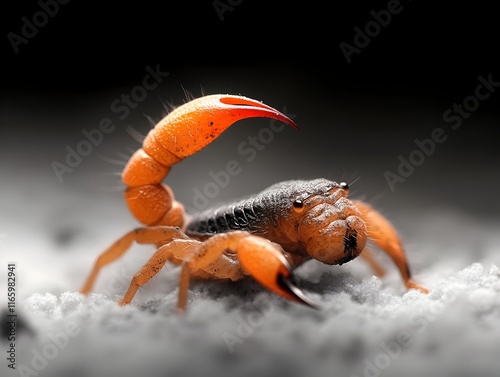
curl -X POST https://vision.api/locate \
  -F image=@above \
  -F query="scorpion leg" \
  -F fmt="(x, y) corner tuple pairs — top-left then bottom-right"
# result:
(119, 238), (202, 306)
(80, 226), (189, 295)
(177, 231), (318, 313)
(360, 248), (386, 277)
(353, 200), (429, 293)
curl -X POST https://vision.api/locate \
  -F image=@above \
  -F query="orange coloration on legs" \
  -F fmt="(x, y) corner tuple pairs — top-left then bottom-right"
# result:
(176, 232), (317, 312)
(80, 94), (428, 313)
(353, 200), (429, 293)
(119, 238), (202, 306)
(83, 228), (315, 312)
(80, 226), (189, 295)
(360, 248), (386, 277)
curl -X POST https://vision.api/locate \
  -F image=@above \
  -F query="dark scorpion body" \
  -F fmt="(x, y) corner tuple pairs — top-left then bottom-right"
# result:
(186, 179), (361, 267)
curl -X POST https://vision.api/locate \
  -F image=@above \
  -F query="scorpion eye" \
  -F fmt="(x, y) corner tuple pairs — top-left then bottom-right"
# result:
(340, 182), (349, 191)
(292, 199), (305, 213)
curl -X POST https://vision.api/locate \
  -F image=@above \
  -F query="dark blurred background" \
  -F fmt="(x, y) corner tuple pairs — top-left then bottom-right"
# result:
(1, 0), (499, 226)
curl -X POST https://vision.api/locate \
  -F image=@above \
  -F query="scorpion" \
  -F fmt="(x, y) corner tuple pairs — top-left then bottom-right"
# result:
(80, 94), (428, 312)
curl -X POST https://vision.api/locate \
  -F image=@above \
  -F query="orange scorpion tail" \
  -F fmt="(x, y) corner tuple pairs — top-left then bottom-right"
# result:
(122, 94), (299, 228)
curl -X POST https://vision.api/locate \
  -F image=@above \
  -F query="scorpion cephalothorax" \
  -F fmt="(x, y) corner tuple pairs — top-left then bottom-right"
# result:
(80, 95), (428, 312)
(187, 179), (367, 266)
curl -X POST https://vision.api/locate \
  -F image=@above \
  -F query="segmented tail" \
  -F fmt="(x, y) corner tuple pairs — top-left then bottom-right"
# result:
(121, 95), (298, 228)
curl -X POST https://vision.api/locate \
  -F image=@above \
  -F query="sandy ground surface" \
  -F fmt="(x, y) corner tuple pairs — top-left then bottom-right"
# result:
(2, 183), (500, 377)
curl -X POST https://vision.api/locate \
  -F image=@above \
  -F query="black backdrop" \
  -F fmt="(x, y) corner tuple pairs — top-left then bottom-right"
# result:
(3, 1), (499, 98)
(2, 1), (500, 218)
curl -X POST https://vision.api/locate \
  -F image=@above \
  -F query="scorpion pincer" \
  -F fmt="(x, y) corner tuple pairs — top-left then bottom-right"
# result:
(80, 94), (428, 312)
